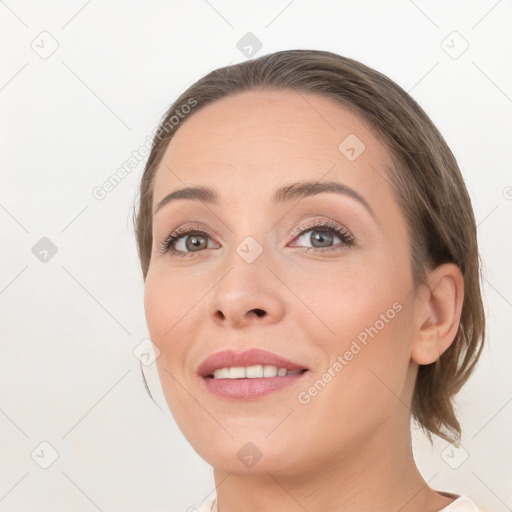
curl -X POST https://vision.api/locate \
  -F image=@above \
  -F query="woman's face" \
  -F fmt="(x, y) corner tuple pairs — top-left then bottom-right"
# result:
(144, 89), (421, 476)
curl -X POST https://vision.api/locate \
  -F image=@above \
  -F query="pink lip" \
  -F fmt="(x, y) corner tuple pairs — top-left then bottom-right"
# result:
(197, 348), (309, 401)
(196, 348), (308, 377)
(203, 373), (308, 400)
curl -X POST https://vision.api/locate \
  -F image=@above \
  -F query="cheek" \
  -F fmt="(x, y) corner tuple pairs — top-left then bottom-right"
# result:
(144, 274), (173, 340)
(144, 272), (201, 425)
(144, 265), (198, 335)
(143, 269), (194, 368)
(288, 259), (403, 342)
(291, 258), (413, 409)
(297, 304), (414, 447)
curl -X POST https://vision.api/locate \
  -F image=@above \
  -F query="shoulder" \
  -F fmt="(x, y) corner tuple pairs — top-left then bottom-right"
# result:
(438, 496), (482, 511)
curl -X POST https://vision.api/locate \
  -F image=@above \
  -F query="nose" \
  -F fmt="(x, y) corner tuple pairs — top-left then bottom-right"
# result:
(208, 259), (285, 329)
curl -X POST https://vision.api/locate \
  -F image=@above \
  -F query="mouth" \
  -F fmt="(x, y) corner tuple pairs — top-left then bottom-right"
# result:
(207, 366), (308, 379)
(197, 348), (309, 400)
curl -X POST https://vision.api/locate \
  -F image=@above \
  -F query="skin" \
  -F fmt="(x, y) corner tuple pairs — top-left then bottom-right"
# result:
(144, 89), (464, 512)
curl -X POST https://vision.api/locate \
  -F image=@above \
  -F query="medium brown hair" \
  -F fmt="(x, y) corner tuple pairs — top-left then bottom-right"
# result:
(133, 49), (485, 445)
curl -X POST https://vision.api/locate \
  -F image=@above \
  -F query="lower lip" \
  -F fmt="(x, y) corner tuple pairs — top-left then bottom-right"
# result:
(202, 372), (309, 400)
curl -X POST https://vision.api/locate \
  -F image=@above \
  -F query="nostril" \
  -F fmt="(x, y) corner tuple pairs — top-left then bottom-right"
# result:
(251, 308), (266, 317)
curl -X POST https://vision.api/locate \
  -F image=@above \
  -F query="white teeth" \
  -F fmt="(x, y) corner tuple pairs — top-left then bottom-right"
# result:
(213, 368), (230, 379)
(211, 365), (303, 379)
(246, 365), (264, 378)
(263, 365), (278, 377)
(229, 367), (246, 379)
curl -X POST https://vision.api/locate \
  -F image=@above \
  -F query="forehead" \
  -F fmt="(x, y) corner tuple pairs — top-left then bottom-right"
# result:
(152, 89), (393, 206)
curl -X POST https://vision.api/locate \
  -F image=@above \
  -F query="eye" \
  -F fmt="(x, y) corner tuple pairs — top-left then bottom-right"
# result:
(157, 223), (218, 257)
(173, 232), (211, 252)
(289, 219), (355, 252)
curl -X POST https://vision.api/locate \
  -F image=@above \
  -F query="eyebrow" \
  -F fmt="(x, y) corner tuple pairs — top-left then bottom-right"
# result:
(153, 180), (374, 218)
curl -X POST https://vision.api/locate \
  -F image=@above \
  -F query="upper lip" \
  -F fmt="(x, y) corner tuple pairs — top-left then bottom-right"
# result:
(197, 348), (309, 377)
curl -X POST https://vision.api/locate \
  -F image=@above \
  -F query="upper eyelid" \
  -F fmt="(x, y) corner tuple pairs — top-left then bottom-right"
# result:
(165, 218), (346, 238)
(164, 214), (349, 234)
(289, 218), (352, 237)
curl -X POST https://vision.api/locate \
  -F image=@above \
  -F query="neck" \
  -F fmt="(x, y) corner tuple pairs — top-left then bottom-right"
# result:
(211, 418), (453, 512)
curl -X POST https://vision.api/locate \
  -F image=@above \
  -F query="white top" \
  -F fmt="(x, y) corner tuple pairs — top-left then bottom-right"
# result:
(439, 496), (481, 511)
(194, 495), (481, 511)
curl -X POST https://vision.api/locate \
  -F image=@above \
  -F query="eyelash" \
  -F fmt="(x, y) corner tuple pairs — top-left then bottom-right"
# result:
(157, 219), (355, 258)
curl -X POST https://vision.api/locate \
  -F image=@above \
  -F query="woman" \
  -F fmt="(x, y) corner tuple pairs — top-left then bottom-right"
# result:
(133, 50), (485, 511)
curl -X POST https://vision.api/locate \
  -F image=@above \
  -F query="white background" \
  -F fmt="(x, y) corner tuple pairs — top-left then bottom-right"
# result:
(0, 1), (511, 511)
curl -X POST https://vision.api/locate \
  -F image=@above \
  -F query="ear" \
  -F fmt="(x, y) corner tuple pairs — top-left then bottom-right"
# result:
(411, 263), (464, 365)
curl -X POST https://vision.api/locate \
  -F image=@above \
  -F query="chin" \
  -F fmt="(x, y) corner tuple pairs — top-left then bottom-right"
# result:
(179, 423), (301, 475)
(197, 440), (299, 476)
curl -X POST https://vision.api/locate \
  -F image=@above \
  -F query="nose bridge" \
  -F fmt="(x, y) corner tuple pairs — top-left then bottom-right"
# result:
(208, 231), (284, 328)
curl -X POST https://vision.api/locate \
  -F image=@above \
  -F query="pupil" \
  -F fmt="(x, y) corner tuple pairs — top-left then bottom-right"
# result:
(186, 234), (207, 251)
(312, 230), (333, 247)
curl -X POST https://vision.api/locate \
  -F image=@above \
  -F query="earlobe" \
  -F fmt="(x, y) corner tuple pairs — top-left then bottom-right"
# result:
(411, 330), (441, 365)
(411, 263), (464, 366)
